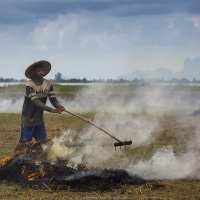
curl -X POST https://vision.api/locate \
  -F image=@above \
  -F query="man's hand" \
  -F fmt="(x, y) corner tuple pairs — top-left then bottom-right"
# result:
(51, 108), (62, 114)
(57, 105), (65, 112)
(51, 105), (65, 114)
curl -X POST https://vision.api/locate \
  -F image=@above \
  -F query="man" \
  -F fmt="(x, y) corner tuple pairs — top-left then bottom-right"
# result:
(15, 60), (65, 151)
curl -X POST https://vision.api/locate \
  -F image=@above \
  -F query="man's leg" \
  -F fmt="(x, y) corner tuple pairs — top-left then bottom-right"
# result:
(15, 125), (33, 152)
(32, 125), (47, 142)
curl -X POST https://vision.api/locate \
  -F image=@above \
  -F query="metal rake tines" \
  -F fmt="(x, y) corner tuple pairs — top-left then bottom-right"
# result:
(114, 140), (132, 150)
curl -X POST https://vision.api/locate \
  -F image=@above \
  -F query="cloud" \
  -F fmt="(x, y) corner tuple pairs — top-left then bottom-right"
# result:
(1, 0), (200, 25)
(31, 14), (81, 50)
(0, 0), (200, 79)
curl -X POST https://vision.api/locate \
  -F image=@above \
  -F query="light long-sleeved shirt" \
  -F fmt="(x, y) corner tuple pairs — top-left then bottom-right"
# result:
(21, 78), (60, 126)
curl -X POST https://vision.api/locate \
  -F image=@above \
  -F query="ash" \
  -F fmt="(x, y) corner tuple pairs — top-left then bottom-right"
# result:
(0, 141), (146, 192)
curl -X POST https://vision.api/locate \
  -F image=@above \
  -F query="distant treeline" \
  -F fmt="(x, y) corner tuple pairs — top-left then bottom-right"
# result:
(1, 72), (200, 85)
(0, 77), (27, 83)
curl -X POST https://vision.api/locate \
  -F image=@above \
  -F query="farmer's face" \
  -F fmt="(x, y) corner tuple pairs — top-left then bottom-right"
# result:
(33, 68), (45, 78)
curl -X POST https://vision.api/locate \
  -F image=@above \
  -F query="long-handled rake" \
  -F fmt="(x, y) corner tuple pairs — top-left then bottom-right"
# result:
(64, 110), (132, 150)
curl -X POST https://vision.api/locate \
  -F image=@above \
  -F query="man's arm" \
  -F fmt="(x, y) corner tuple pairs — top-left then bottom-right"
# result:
(32, 98), (52, 112)
(48, 84), (65, 112)
(26, 85), (62, 113)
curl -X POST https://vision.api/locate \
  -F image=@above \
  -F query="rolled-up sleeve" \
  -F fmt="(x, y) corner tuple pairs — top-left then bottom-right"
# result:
(26, 86), (52, 112)
(48, 84), (61, 108)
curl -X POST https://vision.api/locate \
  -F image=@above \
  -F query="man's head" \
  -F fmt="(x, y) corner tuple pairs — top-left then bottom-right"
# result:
(31, 64), (46, 79)
(31, 64), (45, 72)
(25, 60), (51, 79)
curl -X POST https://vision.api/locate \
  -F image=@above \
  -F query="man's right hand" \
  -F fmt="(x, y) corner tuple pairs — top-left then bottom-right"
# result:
(51, 108), (62, 114)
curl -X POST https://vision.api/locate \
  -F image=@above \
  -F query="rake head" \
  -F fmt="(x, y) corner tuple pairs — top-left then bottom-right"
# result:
(114, 140), (132, 150)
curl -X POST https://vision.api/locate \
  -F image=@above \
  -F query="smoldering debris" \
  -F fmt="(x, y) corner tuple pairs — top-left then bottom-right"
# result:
(0, 141), (146, 192)
(56, 169), (146, 192)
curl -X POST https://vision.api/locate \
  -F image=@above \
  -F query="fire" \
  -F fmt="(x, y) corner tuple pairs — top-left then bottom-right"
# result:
(28, 171), (45, 180)
(21, 166), (26, 174)
(21, 165), (46, 181)
(0, 139), (145, 191)
(0, 141), (45, 168)
(0, 151), (21, 167)
(0, 155), (13, 167)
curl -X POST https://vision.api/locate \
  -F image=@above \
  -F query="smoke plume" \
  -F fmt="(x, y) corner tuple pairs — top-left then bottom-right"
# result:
(1, 83), (200, 180)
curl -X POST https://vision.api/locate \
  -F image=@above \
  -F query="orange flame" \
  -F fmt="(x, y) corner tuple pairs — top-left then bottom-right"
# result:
(0, 141), (41, 167)
(0, 150), (25, 167)
(20, 165), (45, 180)
(28, 171), (45, 180)
(0, 155), (14, 167)
(21, 166), (26, 174)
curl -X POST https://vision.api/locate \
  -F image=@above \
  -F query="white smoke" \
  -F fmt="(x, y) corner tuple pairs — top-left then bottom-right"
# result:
(2, 83), (200, 180)
(46, 84), (200, 179)
(42, 130), (76, 162)
(127, 147), (198, 180)
(0, 83), (198, 114)
(0, 96), (23, 113)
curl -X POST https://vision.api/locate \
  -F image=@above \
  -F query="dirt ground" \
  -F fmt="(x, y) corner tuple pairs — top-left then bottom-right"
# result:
(0, 112), (200, 199)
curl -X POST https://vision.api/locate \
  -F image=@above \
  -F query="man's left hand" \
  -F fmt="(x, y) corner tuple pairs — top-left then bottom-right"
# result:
(58, 105), (65, 112)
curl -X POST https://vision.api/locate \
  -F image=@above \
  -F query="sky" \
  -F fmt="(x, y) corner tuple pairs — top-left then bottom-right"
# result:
(0, 0), (200, 80)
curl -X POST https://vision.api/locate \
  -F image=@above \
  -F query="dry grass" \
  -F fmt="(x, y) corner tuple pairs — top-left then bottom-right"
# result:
(0, 112), (200, 199)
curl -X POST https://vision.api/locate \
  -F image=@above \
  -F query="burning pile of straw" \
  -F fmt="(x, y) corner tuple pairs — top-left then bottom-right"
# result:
(0, 141), (146, 191)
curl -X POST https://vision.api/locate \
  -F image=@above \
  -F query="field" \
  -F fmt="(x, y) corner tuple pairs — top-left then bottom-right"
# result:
(0, 83), (200, 199)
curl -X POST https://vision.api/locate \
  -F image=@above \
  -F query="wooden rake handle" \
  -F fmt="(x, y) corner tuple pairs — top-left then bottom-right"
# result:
(64, 110), (122, 142)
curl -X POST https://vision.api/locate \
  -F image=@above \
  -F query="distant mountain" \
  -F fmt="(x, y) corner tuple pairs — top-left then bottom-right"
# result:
(118, 56), (200, 80)
(177, 57), (200, 80)
(118, 68), (175, 80)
